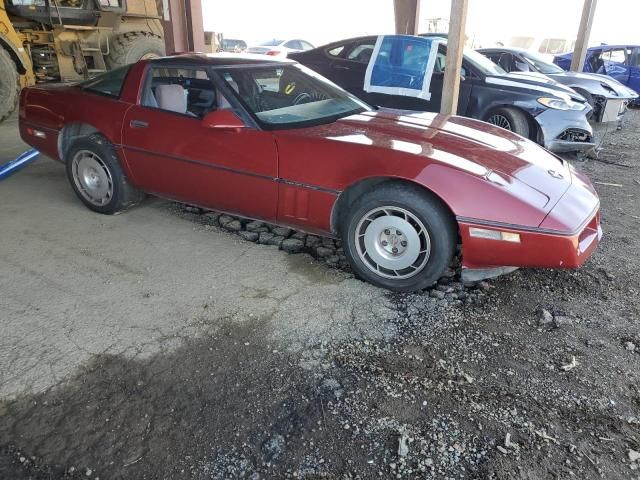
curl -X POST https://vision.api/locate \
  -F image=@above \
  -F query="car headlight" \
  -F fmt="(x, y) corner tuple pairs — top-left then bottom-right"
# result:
(538, 96), (586, 111)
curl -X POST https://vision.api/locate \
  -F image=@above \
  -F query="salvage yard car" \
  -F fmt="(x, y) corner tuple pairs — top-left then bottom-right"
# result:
(19, 54), (602, 291)
(290, 35), (597, 153)
(553, 44), (640, 105)
(478, 47), (638, 123)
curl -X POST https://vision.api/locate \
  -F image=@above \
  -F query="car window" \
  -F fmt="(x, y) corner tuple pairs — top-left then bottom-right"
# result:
(603, 49), (626, 65)
(142, 66), (223, 119)
(216, 64), (370, 129)
(79, 65), (131, 97)
(300, 41), (314, 50)
(520, 51), (564, 74)
(285, 40), (302, 50)
(347, 43), (375, 63)
(327, 45), (345, 57)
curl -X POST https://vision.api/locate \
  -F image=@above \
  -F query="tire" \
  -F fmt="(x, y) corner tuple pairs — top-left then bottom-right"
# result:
(106, 32), (165, 69)
(341, 182), (457, 292)
(0, 48), (19, 123)
(485, 107), (530, 138)
(65, 133), (144, 214)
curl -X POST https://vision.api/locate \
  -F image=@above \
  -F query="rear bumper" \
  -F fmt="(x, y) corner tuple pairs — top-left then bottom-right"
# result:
(459, 208), (601, 277)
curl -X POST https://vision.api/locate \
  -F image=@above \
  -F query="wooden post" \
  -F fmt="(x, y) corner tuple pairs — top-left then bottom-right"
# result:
(393, 0), (420, 35)
(570, 0), (598, 72)
(440, 0), (469, 115)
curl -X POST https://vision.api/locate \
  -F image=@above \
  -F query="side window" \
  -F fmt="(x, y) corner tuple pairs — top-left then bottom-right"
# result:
(327, 45), (345, 57)
(285, 40), (302, 50)
(513, 55), (531, 72)
(300, 41), (314, 50)
(603, 49), (626, 65)
(632, 48), (640, 68)
(347, 43), (375, 63)
(79, 65), (131, 97)
(142, 66), (222, 118)
(434, 51), (446, 73)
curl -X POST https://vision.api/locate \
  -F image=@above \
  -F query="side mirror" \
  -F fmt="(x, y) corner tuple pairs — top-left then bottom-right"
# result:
(201, 109), (246, 129)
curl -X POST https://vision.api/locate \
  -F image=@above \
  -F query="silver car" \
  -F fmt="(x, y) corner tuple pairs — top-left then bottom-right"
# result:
(479, 47), (638, 123)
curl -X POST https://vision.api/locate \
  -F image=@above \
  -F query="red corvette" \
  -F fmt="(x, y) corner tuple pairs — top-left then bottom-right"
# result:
(18, 54), (602, 291)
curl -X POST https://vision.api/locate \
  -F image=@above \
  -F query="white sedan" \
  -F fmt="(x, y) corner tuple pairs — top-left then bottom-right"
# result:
(245, 39), (314, 57)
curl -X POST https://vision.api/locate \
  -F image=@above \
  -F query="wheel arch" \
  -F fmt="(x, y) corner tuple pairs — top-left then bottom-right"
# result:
(57, 122), (103, 161)
(482, 104), (539, 142)
(330, 176), (458, 236)
(0, 33), (28, 75)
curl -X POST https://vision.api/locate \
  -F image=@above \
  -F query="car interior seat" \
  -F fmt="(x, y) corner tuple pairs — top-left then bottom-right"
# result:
(155, 84), (188, 114)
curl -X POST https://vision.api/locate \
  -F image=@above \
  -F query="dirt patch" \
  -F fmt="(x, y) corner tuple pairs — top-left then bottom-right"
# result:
(1, 111), (639, 479)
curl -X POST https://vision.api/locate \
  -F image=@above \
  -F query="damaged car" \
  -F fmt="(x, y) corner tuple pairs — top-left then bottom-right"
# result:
(553, 44), (640, 105)
(290, 35), (596, 153)
(19, 54), (601, 291)
(478, 47), (638, 123)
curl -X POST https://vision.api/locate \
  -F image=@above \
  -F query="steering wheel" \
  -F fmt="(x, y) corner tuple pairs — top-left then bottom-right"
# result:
(293, 92), (312, 105)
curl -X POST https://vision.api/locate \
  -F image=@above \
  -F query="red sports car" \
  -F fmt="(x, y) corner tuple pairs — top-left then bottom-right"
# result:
(18, 54), (602, 292)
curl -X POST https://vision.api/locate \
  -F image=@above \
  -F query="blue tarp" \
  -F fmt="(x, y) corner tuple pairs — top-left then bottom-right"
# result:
(364, 35), (442, 100)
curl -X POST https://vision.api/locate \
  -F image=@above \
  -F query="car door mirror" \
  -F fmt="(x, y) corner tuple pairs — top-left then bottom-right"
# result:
(201, 109), (246, 129)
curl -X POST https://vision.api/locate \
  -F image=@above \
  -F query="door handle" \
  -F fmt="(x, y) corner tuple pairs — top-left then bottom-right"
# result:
(334, 65), (349, 70)
(129, 120), (149, 129)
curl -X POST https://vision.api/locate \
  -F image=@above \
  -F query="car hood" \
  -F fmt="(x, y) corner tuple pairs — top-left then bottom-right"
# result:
(486, 73), (587, 102)
(548, 71), (639, 99)
(300, 109), (573, 209)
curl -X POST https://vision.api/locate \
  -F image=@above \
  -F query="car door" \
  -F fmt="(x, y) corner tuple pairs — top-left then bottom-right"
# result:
(327, 39), (375, 99)
(628, 47), (640, 93)
(601, 47), (630, 84)
(120, 64), (279, 221)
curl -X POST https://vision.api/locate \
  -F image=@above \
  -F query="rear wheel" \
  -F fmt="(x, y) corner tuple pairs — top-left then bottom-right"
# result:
(341, 183), (457, 292)
(65, 133), (144, 214)
(106, 32), (165, 69)
(485, 107), (530, 138)
(0, 48), (19, 122)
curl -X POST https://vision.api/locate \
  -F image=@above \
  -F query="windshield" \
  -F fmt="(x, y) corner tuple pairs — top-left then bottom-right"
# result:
(216, 63), (371, 129)
(520, 51), (564, 74)
(462, 47), (507, 75)
(259, 39), (283, 47)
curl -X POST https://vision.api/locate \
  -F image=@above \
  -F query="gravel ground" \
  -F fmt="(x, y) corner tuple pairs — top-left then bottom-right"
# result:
(1, 110), (639, 479)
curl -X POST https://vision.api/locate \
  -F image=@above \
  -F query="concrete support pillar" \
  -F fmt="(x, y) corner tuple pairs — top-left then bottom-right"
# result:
(570, 0), (598, 72)
(393, 0), (420, 35)
(162, 0), (205, 54)
(440, 0), (468, 115)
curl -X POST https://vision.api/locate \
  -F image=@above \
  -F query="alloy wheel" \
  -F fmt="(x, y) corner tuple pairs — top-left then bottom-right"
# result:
(355, 206), (431, 279)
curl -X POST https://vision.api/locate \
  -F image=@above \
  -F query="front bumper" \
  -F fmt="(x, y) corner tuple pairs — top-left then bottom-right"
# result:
(459, 166), (602, 280)
(459, 210), (601, 274)
(536, 108), (596, 153)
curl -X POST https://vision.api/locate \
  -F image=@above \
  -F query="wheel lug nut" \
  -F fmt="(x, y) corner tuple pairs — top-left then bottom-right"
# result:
(401, 241), (407, 247)
(381, 240), (388, 246)
(392, 247), (398, 254)
(384, 229), (390, 235)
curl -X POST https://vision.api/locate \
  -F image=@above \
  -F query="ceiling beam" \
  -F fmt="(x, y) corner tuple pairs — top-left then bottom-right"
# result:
(393, 0), (420, 35)
(440, 0), (468, 116)
(570, 0), (598, 72)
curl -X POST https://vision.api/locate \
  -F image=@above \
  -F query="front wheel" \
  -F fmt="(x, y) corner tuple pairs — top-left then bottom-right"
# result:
(341, 183), (457, 292)
(485, 107), (530, 138)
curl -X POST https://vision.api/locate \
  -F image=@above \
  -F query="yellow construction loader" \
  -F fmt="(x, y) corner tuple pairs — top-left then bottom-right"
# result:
(0, 0), (164, 122)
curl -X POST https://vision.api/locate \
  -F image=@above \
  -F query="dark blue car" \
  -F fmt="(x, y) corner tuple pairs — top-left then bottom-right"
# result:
(554, 45), (640, 104)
